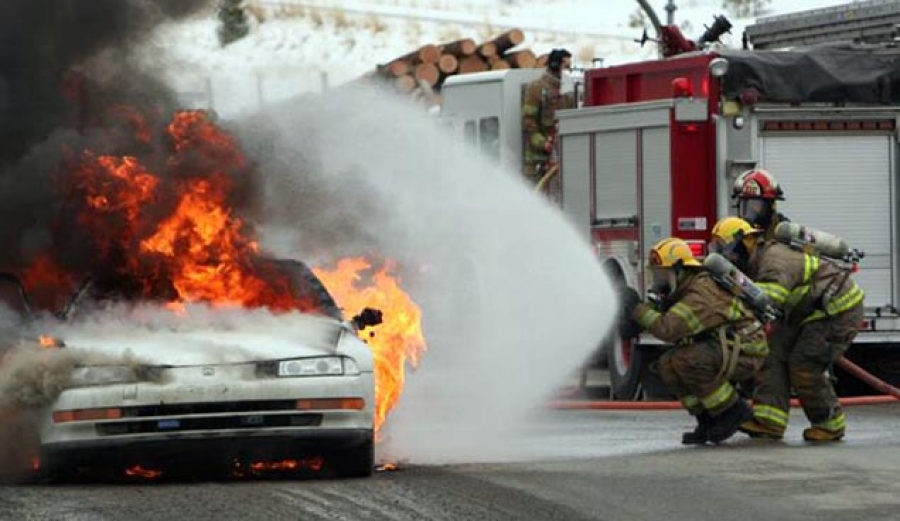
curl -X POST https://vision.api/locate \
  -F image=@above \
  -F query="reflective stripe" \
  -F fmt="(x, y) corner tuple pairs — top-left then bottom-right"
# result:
(784, 254), (820, 309)
(701, 382), (735, 411)
(522, 104), (539, 117)
(740, 339), (769, 356)
(728, 297), (742, 321)
(815, 412), (846, 432)
(670, 302), (705, 334)
(757, 282), (789, 304)
(681, 395), (700, 410)
(785, 284), (810, 309)
(826, 284), (864, 315)
(637, 308), (661, 329)
(804, 254), (820, 283)
(530, 132), (547, 149)
(804, 283), (865, 324)
(753, 404), (789, 428)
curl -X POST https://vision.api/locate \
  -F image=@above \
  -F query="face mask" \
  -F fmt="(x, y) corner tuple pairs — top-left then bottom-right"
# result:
(650, 267), (676, 297)
(738, 198), (773, 229)
(711, 238), (750, 271)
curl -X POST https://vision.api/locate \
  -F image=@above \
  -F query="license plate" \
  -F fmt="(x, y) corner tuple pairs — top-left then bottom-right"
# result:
(157, 419), (180, 430)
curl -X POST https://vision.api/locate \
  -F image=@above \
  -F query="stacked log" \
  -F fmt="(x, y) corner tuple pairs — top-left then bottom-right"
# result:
(371, 28), (547, 108)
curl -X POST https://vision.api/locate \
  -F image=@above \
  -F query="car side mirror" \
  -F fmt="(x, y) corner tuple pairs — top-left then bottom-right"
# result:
(351, 307), (383, 331)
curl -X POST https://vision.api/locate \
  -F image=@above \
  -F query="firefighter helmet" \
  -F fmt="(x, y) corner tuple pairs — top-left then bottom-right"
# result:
(732, 169), (785, 201)
(649, 238), (702, 268)
(548, 48), (572, 72)
(711, 217), (761, 245)
(710, 217), (763, 270)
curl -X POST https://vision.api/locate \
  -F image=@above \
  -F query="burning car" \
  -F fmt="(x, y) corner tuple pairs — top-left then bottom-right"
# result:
(0, 105), (427, 480)
(0, 262), (380, 481)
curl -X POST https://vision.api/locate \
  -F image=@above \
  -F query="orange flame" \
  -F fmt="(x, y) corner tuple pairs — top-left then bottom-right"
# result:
(314, 258), (427, 436)
(38, 336), (57, 348)
(20, 108), (429, 438)
(124, 465), (163, 479)
(20, 254), (75, 310)
(248, 457), (324, 473)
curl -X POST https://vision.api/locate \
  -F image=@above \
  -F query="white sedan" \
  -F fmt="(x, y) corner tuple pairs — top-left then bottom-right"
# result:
(1, 268), (377, 481)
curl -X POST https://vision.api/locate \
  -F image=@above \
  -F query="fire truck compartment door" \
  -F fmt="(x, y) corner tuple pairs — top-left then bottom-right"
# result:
(760, 134), (895, 309)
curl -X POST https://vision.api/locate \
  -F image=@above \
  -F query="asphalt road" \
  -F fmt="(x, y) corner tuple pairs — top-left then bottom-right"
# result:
(3, 403), (900, 521)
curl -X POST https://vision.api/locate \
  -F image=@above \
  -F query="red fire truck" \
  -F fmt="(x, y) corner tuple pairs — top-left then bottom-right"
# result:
(442, 0), (900, 399)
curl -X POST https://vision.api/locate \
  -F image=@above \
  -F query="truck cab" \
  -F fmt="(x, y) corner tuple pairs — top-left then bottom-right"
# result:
(556, 44), (900, 399)
(440, 69), (544, 174)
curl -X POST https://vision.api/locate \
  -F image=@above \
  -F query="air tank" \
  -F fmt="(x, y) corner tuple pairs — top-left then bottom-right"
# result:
(774, 222), (849, 259)
(704, 252), (774, 316)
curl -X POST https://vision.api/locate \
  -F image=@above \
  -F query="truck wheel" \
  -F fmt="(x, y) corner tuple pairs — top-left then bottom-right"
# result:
(332, 438), (374, 479)
(607, 333), (644, 400)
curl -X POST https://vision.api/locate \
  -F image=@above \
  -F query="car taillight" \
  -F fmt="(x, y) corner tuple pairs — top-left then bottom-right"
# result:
(296, 398), (365, 411)
(53, 408), (122, 423)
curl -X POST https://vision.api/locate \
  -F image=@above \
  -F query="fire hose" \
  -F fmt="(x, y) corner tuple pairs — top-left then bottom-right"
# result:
(534, 163), (559, 193)
(550, 355), (900, 410)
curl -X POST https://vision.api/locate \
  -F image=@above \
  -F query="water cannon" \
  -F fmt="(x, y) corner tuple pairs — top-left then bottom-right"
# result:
(634, 0), (729, 57)
(698, 15), (733, 46)
(704, 253), (781, 323)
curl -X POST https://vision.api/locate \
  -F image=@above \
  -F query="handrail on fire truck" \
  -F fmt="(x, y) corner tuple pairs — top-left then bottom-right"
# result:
(746, 0), (900, 50)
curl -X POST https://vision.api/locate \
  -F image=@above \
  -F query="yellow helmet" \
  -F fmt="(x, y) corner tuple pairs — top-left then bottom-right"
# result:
(649, 237), (701, 268)
(711, 216), (761, 245)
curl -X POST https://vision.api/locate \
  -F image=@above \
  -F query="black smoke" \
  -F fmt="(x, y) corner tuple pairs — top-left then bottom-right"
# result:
(0, 0), (211, 166)
(0, 0), (227, 304)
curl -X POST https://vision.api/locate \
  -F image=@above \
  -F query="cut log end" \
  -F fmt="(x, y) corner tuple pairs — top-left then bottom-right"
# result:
(386, 60), (410, 76)
(419, 44), (441, 64)
(506, 49), (536, 69)
(414, 62), (440, 86)
(441, 38), (477, 57)
(492, 28), (525, 55)
(491, 59), (511, 71)
(458, 55), (489, 74)
(395, 75), (417, 93)
(438, 54), (459, 74)
(477, 41), (497, 59)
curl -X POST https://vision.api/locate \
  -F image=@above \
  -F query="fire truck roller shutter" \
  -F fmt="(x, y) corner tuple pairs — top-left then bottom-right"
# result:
(759, 133), (895, 310)
(594, 130), (642, 400)
(635, 126), (674, 400)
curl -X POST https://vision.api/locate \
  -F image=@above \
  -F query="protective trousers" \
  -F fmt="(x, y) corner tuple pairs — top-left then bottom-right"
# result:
(750, 304), (864, 434)
(658, 340), (764, 416)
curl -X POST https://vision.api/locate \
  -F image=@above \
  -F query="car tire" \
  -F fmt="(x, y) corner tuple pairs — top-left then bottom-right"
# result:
(332, 437), (374, 479)
(607, 332), (644, 401)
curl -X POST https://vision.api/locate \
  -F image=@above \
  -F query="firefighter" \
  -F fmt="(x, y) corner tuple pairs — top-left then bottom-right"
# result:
(710, 217), (865, 442)
(521, 48), (576, 184)
(731, 169), (789, 240)
(620, 237), (768, 445)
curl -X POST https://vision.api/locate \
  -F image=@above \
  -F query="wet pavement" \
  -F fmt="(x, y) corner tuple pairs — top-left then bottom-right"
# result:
(2, 403), (899, 520)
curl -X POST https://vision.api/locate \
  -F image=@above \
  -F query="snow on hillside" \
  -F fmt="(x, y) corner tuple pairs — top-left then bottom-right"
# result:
(143, 0), (857, 117)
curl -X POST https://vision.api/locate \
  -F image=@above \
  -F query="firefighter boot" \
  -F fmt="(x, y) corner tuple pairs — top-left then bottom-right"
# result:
(708, 400), (753, 444)
(738, 418), (785, 440)
(682, 412), (713, 445)
(803, 427), (845, 442)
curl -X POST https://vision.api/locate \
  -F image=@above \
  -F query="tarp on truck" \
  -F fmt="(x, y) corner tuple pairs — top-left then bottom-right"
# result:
(721, 44), (900, 104)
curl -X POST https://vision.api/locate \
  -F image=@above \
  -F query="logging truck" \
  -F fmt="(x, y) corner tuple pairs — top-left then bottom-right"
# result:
(440, 0), (900, 399)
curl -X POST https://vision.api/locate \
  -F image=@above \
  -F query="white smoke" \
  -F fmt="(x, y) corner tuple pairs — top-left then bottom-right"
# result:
(236, 84), (618, 464)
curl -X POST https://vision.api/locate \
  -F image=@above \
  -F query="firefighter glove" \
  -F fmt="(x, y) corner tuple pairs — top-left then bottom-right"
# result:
(619, 286), (643, 319)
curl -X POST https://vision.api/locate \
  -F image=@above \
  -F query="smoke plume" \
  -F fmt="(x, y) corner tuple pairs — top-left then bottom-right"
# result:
(0, 0), (215, 296)
(235, 85), (617, 464)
